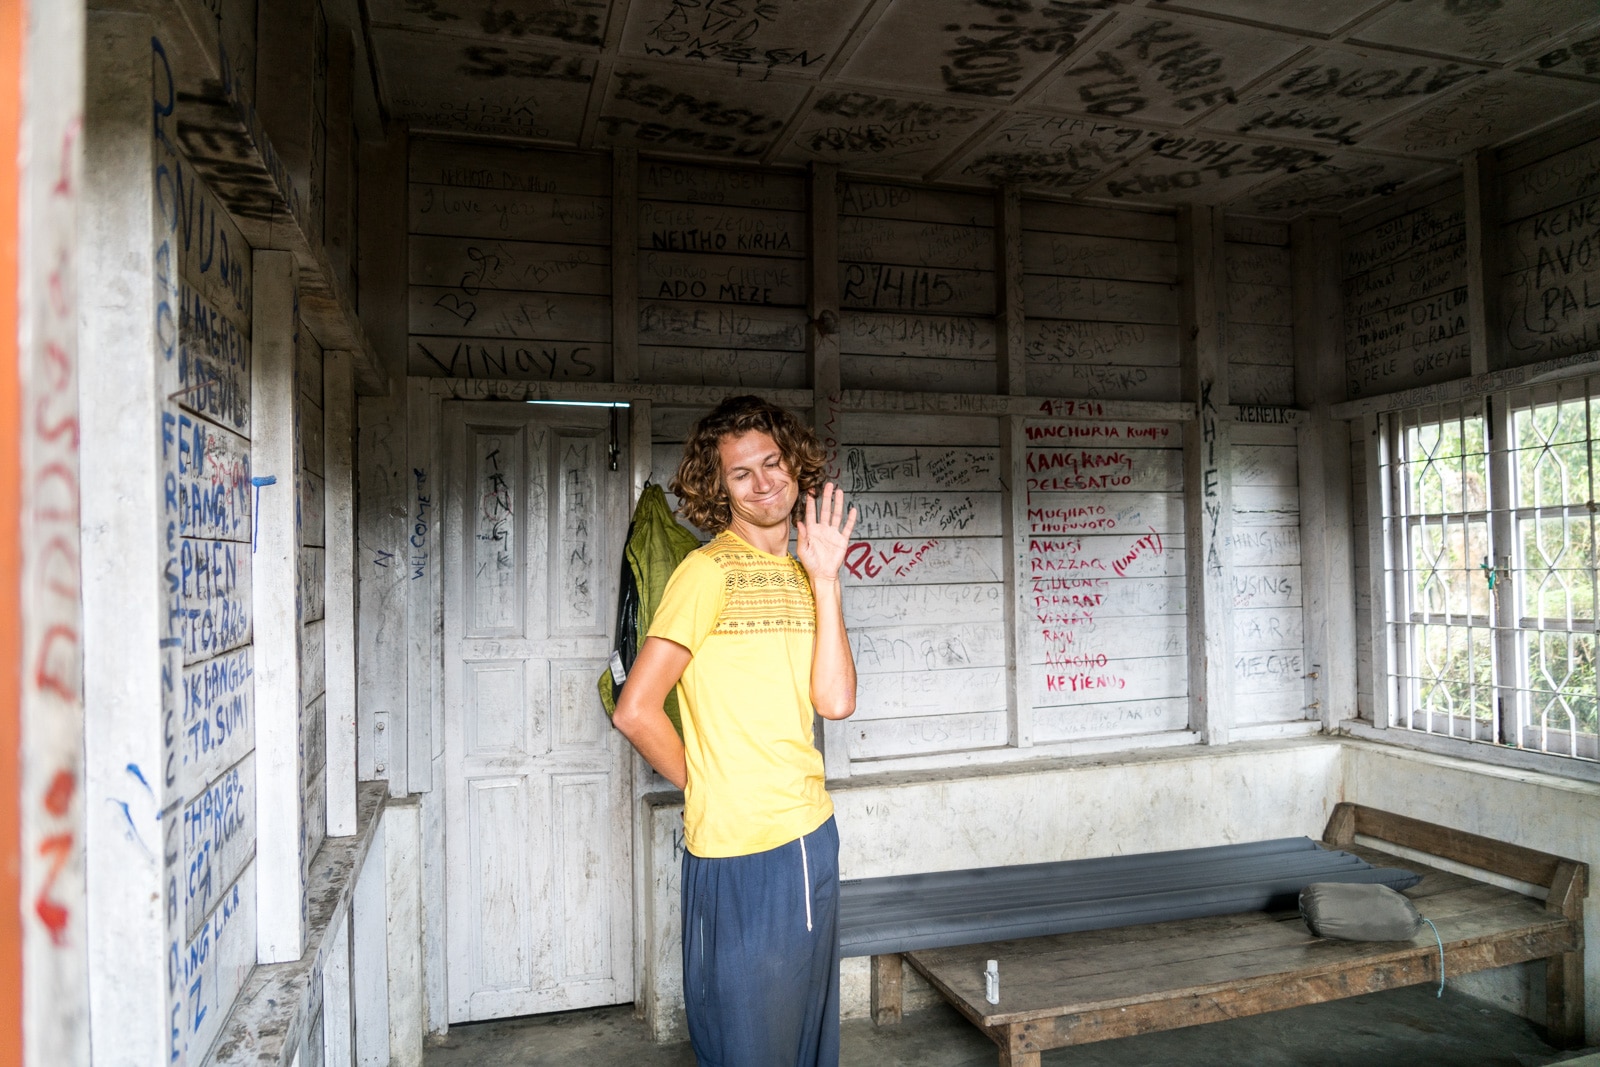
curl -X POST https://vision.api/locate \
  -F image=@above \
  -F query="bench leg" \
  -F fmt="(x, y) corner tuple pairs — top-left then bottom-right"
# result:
(871, 954), (904, 1027)
(998, 1050), (1040, 1067)
(1547, 950), (1585, 1048)
(1545, 859), (1587, 1049)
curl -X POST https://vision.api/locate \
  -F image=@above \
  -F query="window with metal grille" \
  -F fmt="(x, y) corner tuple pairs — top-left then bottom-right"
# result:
(1381, 378), (1598, 761)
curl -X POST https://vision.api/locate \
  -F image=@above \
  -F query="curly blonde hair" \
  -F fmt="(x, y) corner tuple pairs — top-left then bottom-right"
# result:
(671, 395), (827, 534)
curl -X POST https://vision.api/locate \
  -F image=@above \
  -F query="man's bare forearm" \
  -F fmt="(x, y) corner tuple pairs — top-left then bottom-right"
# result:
(613, 636), (692, 789)
(810, 576), (856, 720)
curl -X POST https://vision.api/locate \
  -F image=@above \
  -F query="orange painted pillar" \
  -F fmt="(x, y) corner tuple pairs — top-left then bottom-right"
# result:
(0, 0), (27, 1063)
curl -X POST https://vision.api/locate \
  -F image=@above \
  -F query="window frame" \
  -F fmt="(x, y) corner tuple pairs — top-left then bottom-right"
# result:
(1376, 381), (1600, 763)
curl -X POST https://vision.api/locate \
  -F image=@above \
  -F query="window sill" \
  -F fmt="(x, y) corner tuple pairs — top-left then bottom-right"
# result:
(1335, 719), (1600, 786)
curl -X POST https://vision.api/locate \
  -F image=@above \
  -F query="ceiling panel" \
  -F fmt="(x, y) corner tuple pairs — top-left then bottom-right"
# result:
(1359, 71), (1600, 160)
(1226, 153), (1444, 219)
(591, 64), (811, 160)
(1349, 0), (1600, 65)
(778, 90), (999, 175)
(943, 114), (1160, 193)
(1078, 133), (1332, 206)
(618, 0), (871, 74)
(366, 0), (613, 50)
(1035, 12), (1305, 127)
(1151, 0), (1386, 38)
(1519, 28), (1600, 83)
(838, 0), (1119, 99)
(373, 28), (597, 141)
(1196, 47), (1489, 149)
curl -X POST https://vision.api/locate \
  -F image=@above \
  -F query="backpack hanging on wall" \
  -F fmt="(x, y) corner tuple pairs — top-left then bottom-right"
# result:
(597, 482), (702, 738)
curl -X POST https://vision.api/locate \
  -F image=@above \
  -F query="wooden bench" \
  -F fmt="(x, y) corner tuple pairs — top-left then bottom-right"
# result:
(868, 804), (1587, 1066)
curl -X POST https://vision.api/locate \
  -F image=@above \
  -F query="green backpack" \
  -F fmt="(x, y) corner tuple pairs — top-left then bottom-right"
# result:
(597, 483), (702, 738)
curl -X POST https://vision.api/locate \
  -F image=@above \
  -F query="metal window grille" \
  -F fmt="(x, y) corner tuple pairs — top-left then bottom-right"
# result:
(1382, 378), (1599, 761)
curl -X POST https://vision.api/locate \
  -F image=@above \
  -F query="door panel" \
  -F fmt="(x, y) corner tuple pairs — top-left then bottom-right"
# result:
(465, 662), (526, 756)
(552, 773), (612, 979)
(468, 424), (530, 635)
(555, 433), (604, 633)
(469, 777), (531, 991)
(444, 403), (632, 1022)
(556, 663), (608, 749)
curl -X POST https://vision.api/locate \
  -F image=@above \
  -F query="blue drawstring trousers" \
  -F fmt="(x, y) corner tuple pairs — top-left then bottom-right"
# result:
(681, 816), (840, 1067)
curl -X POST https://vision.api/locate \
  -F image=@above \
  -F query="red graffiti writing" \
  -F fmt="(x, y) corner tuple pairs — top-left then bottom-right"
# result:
(32, 624), (79, 702)
(1112, 527), (1164, 578)
(51, 116), (79, 197)
(35, 833), (73, 945)
(43, 770), (73, 816)
(844, 538), (940, 581)
(35, 771), (76, 946)
(25, 114), (85, 960)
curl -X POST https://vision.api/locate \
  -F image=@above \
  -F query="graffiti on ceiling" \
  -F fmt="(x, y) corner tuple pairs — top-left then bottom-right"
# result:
(363, 0), (1600, 216)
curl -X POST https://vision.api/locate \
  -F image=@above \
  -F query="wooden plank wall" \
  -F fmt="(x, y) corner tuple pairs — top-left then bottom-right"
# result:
(840, 414), (1007, 761)
(1341, 179), (1470, 398)
(1500, 133), (1600, 363)
(300, 324), (329, 875)
(1026, 413), (1189, 743)
(1350, 434), (1374, 720)
(838, 181), (996, 392)
(1225, 218), (1294, 405)
(164, 128), (259, 1061)
(404, 143), (1323, 769)
(1230, 424), (1307, 726)
(1021, 200), (1180, 400)
(356, 129), (409, 794)
(407, 140), (613, 382)
(649, 404), (717, 524)
(77, 4), (375, 1060)
(637, 160), (808, 388)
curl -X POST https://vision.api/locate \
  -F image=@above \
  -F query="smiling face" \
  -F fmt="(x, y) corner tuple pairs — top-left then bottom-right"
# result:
(717, 429), (799, 542)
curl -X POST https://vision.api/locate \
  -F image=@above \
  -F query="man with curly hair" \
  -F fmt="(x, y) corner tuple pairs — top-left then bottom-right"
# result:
(613, 395), (858, 1067)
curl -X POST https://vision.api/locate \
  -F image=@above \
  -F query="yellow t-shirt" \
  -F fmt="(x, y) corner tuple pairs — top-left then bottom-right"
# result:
(647, 530), (832, 858)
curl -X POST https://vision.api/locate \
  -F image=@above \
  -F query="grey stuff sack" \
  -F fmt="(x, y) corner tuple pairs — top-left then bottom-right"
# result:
(1299, 881), (1423, 941)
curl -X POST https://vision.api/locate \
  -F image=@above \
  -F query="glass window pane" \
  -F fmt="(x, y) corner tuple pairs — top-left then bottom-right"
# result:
(1411, 622), (1495, 721)
(1391, 387), (1599, 759)
(1404, 412), (1488, 514)
(1524, 631), (1596, 735)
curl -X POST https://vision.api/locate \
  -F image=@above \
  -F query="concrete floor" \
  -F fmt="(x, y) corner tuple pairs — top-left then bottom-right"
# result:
(427, 986), (1599, 1067)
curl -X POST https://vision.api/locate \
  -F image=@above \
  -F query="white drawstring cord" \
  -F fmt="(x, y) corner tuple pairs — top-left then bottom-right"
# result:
(800, 835), (813, 932)
(1422, 918), (1445, 997)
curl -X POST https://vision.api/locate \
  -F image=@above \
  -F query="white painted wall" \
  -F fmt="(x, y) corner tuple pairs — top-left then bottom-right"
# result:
(254, 250), (308, 965)
(639, 736), (1599, 1043)
(68, 5), (386, 1066)
(384, 799), (424, 1066)
(81, 15), (180, 1066)
(352, 812), (390, 1066)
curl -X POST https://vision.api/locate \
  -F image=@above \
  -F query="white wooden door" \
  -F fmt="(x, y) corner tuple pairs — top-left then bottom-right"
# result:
(442, 402), (633, 1022)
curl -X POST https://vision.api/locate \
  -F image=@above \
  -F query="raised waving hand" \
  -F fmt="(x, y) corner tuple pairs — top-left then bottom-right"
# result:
(794, 482), (857, 584)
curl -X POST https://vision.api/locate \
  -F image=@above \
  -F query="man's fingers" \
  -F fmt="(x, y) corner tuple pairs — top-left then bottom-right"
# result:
(803, 483), (854, 537)
(829, 483), (845, 530)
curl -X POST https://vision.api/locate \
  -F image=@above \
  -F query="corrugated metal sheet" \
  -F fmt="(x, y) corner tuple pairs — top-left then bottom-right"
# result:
(839, 838), (1419, 957)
